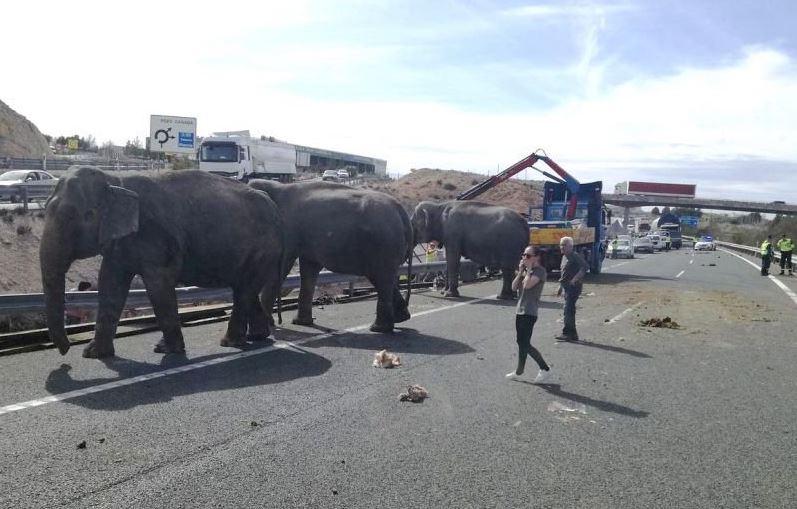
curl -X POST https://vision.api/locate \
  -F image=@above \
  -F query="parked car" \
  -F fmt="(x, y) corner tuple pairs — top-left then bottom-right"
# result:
(694, 236), (716, 251)
(634, 236), (654, 253)
(647, 234), (662, 250)
(336, 169), (350, 179)
(321, 170), (339, 182)
(608, 238), (634, 259)
(0, 170), (58, 202)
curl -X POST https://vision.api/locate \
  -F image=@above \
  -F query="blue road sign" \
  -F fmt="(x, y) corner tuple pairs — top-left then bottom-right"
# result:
(178, 132), (194, 148)
(680, 216), (699, 225)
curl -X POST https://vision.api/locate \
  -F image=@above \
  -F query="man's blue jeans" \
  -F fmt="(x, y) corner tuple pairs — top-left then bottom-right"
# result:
(563, 283), (582, 338)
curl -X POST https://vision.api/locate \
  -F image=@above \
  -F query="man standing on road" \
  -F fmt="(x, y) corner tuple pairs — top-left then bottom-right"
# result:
(760, 235), (774, 276)
(777, 234), (794, 276)
(556, 236), (588, 342)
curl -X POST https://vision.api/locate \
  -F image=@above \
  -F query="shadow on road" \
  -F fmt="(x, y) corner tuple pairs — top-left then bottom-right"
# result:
(517, 381), (650, 418)
(587, 273), (673, 285)
(300, 327), (475, 356)
(557, 339), (652, 359)
(44, 344), (331, 411)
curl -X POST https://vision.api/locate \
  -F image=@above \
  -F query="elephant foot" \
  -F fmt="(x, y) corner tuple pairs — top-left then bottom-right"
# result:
(443, 289), (460, 298)
(82, 340), (115, 359)
(219, 335), (247, 349)
(292, 316), (314, 326)
(497, 292), (516, 300)
(246, 332), (273, 343)
(153, 337), (186, 354)
(394, 307), (411, 323)
(369, 322), (395, 334)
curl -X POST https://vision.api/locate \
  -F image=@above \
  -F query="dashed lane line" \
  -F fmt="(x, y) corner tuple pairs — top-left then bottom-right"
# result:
(605, 301), (645, 324)
(676, 270), (685, 278)
(0, 294), (498, 417)
(718, 248), (797, 307)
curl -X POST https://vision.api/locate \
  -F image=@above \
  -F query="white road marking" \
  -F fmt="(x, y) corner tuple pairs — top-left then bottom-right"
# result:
(676, 270), (685, 278)
(0, 294), (498, 417)
(606, 301), (645, 324)
(606, 261), (631, 270)
(718, 248), (797, 307)
(689, 259), (694, 265)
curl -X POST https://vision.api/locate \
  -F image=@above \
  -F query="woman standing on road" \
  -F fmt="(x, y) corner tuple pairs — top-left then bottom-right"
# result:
(506, 246), (552, 383)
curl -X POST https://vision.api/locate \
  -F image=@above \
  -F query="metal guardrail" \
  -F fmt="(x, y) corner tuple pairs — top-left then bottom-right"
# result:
(2, 157), (154, 171)
(715, 240), (782, 263)
(0, 260), (469, 314)
(0, 182), (58, 209)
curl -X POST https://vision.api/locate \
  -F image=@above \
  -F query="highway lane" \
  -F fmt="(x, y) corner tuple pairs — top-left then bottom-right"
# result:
(0, 249), (795, 508)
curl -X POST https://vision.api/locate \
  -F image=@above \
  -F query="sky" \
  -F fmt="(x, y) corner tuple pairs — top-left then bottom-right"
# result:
(3, 0), (797, 202)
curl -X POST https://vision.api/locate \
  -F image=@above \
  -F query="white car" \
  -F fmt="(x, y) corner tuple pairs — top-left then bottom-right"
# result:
(634, 236), (654, 253)
(321, 169), (339, 182)
(694, 237), (716, 251)
(647, 234), (662, 250)
(336, 169), (350, 179)
(608, 239), (634, 259)
(0, 170), (58, 202)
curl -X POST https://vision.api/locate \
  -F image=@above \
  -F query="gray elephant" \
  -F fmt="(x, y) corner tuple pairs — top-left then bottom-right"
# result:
(412, 200), (529, 299)
(41, 167), (284, 358)
(249, 179), (412, 333)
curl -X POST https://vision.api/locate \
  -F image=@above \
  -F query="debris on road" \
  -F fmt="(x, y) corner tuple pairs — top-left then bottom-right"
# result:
(639, 316), (681, 329)
(373, 349), (401, 368)
(76, 441), (87, 450)
(250, 421), (259, 427)
(398, 384), (428, 402)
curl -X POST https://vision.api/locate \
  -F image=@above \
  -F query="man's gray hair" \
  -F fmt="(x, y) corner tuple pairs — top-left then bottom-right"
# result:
(559, 236), (574, 246)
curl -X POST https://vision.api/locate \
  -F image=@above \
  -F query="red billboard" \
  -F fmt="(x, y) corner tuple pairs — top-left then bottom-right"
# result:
(615, 181), (696, 198)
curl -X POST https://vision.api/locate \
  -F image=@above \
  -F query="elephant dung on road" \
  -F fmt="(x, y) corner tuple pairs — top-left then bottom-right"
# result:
(412, 200), (529, 299)
(249, 179), (413, 333)
(40, 167), (284, 358)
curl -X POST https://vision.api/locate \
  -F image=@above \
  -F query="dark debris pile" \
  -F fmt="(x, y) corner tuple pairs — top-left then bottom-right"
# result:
(638, 316), (681, 329)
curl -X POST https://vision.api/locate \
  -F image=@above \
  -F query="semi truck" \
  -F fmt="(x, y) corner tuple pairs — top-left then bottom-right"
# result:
(457, 150), (608, 274)
(655, 212), (683, 249)
(614, 181), (696, 198)
(198, 131), (296, 182)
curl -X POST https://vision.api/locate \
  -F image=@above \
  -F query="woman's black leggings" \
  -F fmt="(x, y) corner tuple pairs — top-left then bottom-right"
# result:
(515, 314), (549, 373)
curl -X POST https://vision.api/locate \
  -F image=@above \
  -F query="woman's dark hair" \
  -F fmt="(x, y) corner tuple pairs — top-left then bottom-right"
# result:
(534, 248), (546, 267)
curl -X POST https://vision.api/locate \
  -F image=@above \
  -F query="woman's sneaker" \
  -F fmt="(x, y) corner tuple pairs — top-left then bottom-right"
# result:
(533, 369), (552, 384)
(505, 371), (521, 380)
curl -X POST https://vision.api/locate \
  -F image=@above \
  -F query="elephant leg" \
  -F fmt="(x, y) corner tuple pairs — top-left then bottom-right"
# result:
(221, 287), (250, 348)
(142, 270), (186, 354)
(83, 259), (133, 359)
(497, 269), (516, 300)
(293, 258), (322, 326)
(444, 248), (461, 298)
(246, 294), (272, 342)
(368, 273), (396, 333)
(260, 253), (296, 327)
(392, 283), (411, 323)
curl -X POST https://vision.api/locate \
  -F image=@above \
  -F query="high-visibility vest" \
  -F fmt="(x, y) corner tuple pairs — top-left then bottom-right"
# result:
(760, 240), (772, 255)
(777, 238), (794, 252)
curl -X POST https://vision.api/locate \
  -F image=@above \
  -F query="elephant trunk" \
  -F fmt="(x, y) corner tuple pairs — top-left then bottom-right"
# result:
(40, 225), (74, 355)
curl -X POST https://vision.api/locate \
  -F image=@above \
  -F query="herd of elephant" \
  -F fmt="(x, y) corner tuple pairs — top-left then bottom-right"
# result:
(41, 167), (529, 359)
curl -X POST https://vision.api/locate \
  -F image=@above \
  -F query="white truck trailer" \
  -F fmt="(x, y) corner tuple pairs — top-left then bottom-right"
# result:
(198, 131), (296, 182)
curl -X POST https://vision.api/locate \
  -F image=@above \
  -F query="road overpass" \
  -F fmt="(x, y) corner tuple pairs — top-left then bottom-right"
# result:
(603, 193), (797, 215)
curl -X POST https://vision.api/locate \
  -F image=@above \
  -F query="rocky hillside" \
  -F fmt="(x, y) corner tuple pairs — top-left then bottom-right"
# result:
(0, 99), (50, 158)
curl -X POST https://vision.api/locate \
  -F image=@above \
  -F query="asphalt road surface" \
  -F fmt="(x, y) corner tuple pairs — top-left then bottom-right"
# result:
(1, 247), (795, 508)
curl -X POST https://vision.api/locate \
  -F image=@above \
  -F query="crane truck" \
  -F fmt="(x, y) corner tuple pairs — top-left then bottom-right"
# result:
(457, 150), (608, 274)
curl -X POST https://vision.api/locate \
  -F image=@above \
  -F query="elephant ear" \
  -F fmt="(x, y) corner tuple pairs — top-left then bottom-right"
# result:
(99, 185), (140, 250)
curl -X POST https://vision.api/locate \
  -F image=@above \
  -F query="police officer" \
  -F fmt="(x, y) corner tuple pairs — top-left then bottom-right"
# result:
(760, 235), (774, 276)
(777, 233), (794, 276)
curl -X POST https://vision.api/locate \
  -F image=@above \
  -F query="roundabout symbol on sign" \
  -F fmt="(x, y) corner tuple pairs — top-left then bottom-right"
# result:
(154, 127), (175, 148)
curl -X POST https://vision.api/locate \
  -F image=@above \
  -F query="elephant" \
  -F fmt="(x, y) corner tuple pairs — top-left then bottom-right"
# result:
(412, 200), (529, 299)
(40, 167), (284, 359)
(248, 179), (413, 333)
